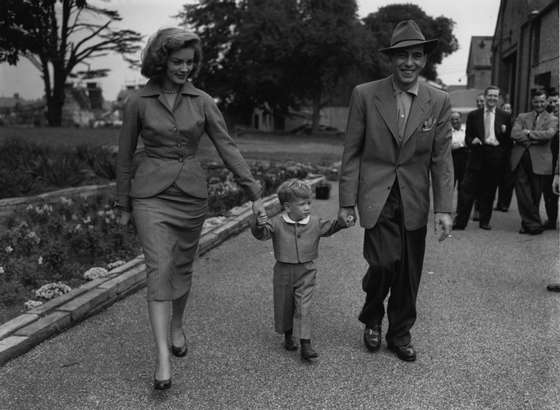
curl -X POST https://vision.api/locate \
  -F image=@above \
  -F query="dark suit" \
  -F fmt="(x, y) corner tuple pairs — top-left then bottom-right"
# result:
(339, 76), (453, 346)
(455, 108), (512, 227)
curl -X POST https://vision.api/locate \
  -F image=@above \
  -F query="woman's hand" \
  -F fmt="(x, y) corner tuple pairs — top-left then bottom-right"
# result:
(118, 210), (132, 226)
(252, 199), (265, 217)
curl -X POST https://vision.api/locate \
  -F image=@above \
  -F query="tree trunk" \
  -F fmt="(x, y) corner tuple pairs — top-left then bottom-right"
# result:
(310, 94), (321, 135)
(46, 66), (67, 126)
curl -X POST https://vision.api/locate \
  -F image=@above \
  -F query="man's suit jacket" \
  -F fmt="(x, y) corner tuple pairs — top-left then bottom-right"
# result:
(510, 110), (558, 175)
(339, 76), (453, 231)
(464, 108), (512, 170)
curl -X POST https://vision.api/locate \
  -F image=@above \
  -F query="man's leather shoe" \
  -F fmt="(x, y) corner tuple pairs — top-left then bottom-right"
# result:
(452, 223), (466, 230)
(519, 227), (543, 235)
(363, 326), (381, 352)
(547, 283), (560, 292)
(387, 342), (416, 362)
(479, 223), (491, 230)
(543, 220), (557, 230)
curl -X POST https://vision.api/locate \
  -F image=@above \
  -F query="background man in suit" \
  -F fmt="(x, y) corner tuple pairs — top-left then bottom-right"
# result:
(494, 102), (516, 212)
(338, 20), (453, 362)
(453, 86), (512, 230)
(511, 90), (558, 234)
(541, 92), (559, 230)
(451, 111), (468, 193)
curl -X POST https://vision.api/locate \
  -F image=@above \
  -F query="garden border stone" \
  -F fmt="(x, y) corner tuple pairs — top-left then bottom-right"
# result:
(0, 175), (325, 366)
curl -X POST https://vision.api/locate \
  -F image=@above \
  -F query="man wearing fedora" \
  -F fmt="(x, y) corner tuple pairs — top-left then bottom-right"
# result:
(338, 20), (453, 362)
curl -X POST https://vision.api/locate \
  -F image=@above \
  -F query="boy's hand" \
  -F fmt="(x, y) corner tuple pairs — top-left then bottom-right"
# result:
(256, 211), (268, 226)
(337, 207), (356, 227)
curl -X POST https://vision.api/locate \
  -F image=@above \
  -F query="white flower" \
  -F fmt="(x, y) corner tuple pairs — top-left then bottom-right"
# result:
(5, 246), (13, 254)
(0, 266), (5, 274)
(37, 256), (43, 265)
(24, 300), (43, 310)
(35, 282), (72, 300)
(104, 218), (111, 224)
(26, 204), (34, 211)
(74, 224), (82, 232)
(60, 197), (73, 206)
(83, 216), (92, 224)
(71, 214), (78, 221)
(83, 267), (110, 280)
(97, 210), (105, 217)
(26, 231), (41, 244)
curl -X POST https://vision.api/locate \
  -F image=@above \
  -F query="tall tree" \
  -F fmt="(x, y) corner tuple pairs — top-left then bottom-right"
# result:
(0, 0), (142, 126)
(178, 0), (373, 133)
(363, 4), (458, 81)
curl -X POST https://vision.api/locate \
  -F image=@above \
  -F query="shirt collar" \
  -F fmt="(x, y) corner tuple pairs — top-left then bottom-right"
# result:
(139, 78), (203, 97)
(391, 76), (419, 96)
(282, 213), (310, 225)
(484, 107), (495, 114)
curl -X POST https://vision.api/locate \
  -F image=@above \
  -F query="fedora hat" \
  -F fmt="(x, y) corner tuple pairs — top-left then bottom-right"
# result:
(379, 20), (438, 54)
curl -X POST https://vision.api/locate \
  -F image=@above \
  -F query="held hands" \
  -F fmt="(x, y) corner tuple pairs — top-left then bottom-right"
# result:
(553, 175), (560, 195)
(471, 137), (483, 146)
(434, 212), (453, 242)
(252, 199), (267, 225)
(337, 206), (356, 228)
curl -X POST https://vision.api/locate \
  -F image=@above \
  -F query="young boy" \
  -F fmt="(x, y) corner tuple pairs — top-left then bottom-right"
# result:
(251, 179), (351, 362)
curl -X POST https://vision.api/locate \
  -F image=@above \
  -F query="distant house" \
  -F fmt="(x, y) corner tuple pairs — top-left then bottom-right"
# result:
(449, 88), (485, 116)
(467, 36), (493, 89)
(0, 93), (46, 126)
(492, 0), (559, 112)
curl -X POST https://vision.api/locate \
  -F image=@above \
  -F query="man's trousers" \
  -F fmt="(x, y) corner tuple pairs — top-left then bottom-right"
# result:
(358, 183), (427, 347)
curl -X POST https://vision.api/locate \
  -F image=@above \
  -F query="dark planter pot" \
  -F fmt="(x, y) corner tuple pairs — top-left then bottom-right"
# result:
(315, 183), (331, 200)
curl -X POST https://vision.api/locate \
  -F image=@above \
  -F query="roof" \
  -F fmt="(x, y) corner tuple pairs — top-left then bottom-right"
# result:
(467, 36), (493, 71)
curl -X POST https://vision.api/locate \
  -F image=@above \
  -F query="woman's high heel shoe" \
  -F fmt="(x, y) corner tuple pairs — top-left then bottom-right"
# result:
(154, 373), (171, 390)
(171, 330), (188, 357)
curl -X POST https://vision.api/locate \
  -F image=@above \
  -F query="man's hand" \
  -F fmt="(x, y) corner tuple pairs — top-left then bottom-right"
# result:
(337, 206), (356, 227)
(553, 174), (560, 195)
(434, 212), (452, 242)
(118, 210), (131, 226)
(471, 137), (483, 145)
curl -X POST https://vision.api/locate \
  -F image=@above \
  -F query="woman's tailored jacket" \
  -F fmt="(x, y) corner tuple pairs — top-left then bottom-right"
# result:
(116, 79), (261, 211)
(251, 214), (343, 264)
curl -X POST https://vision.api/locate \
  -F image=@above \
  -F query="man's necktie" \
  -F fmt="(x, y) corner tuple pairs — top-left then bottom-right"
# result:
(484, 111), (491, 142)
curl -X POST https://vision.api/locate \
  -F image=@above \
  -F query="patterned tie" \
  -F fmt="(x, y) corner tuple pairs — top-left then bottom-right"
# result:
(532, 112), (539, 130)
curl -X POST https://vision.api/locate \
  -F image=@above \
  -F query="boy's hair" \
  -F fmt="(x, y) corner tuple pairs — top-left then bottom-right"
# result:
(277, 179), (312, 205)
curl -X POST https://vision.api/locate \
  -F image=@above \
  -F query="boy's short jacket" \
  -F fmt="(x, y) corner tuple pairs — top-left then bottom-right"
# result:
(251, 213), (343, 263)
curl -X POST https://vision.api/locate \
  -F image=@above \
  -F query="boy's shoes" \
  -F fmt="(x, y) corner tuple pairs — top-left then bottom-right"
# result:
(547, 283), (560, 292)
(284, 338), (298, 351)
(300, 339), (318, 362)
(284, 330), (298, 351)
(363, 326), (381, 352)
(387, 341), (416, 362)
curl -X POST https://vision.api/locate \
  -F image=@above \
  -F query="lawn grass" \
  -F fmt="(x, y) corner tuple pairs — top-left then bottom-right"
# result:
(0, 126), (344, 164)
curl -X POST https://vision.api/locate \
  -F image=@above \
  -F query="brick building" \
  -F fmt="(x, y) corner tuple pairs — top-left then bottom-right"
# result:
(467, 36), (493, 89)
(492, 0), (559, 112)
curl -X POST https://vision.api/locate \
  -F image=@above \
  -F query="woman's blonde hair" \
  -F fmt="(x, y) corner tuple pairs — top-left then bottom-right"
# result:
(140, 27), (202, 80)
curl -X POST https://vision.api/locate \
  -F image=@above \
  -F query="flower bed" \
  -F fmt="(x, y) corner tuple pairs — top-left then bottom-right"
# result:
(0, 159), (339, 323)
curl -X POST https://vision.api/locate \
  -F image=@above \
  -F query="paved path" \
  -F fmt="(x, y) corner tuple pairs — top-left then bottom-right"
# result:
(1, 184), (559, 409)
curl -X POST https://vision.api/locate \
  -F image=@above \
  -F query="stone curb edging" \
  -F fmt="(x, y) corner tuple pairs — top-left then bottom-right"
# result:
(0, 176), (326, 366)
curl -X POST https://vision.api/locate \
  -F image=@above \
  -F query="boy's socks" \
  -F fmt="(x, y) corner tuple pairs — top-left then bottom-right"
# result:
(300, 339), (318, 361)
(284, 330), (298, 351)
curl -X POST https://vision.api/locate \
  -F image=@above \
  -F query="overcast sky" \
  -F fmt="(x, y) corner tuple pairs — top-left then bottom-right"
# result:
(0, 0), (501, 101)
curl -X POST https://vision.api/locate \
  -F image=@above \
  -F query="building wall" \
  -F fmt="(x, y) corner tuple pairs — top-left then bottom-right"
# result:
(492, 0), (559, 113)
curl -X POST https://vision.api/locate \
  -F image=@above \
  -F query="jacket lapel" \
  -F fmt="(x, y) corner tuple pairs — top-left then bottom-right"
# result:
(373, 77), (399, 144)
(402, 84), (430, 144)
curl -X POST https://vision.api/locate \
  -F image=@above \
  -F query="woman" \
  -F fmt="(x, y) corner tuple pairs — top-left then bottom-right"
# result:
(116, 27), (264, 390)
